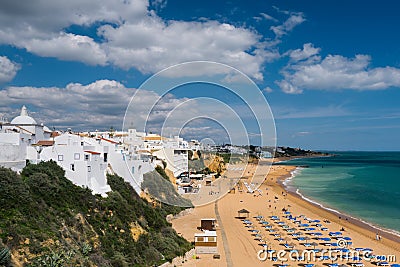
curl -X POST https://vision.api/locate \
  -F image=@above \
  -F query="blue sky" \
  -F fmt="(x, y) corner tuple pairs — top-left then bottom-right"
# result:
(0, 0), (399, 150)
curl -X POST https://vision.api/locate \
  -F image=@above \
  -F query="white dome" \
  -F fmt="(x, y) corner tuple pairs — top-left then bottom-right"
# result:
(10, 105), (37, 125)
(11, 115), (37, 125)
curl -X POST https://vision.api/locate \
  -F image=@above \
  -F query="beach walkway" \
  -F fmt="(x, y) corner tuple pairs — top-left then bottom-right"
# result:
(214, 200), (233, 267)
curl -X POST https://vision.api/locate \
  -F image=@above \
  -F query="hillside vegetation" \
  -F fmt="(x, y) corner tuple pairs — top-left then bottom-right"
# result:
(0, 161), (191, 266)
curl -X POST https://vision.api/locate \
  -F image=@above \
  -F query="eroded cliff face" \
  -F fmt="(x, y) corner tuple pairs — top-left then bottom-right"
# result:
(205, 155), (226, 175)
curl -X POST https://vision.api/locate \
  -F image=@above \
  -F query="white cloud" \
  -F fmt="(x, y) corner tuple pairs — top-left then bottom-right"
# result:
(288, 43), (320, 62)
(260, 13), (278, 22)
(99, 19), (272, 80)
(0, 0), (284, 80)
(0, 80), (135, 128)
(0, 56), (20, 83)
(151, 0), (168, 11)
(270, 12), (305, 38)
(0, 80), (254, 145)
(278, 44), (400, 93)
(263, 86), (273, 93)
(276, 80), (299, 94)
(22, 33), (107, 65)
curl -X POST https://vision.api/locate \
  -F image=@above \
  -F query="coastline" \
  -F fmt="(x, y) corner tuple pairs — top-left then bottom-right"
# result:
(170, 158), (400, 266)
(275, 161), (400, 249)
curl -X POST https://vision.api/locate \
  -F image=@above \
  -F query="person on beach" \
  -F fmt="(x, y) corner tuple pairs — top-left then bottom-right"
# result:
(376, 233), (379, 240)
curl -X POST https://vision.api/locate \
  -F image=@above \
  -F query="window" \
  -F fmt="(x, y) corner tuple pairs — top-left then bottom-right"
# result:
(196, 237), (204, 242)
(131, 166), (135, 174)
(74, 153), (80, 160)
(208, 237), (216, 242)
(103, 153), (108, 163)
(87, 166), (91, 172)
(70, 164), (75, 171)
(84, 154), (89, 161)
(80, 141), (84, 146)
(58, 155), (64, 161)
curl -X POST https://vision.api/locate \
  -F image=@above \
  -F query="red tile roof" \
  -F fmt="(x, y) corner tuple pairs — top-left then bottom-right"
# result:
(35, 140), (55, 146)
(101, 137), (119, 144)
(84, 150), (101, 155)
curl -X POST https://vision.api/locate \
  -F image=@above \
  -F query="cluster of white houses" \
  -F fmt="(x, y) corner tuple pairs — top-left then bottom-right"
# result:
(0, 106), (195, 196)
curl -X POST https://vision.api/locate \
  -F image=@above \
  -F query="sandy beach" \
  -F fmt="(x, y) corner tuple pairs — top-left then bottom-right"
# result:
(171, 159), (400, 267)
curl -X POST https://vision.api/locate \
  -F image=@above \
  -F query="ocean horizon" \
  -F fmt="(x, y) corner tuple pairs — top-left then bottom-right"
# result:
(279, 151), (400, 236)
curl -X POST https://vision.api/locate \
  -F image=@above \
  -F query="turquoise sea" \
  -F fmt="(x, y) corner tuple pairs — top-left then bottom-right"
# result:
(279, 152), (400, 235)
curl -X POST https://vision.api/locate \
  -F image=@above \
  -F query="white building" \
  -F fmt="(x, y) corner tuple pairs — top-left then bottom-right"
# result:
(0, 106), (192, 196)
(123, 131), (190, 177)
(39, 134), (112, 196)
(152, 135), (189, 177)
(194, 230), (218, 254)
(0, 106), (52, 171)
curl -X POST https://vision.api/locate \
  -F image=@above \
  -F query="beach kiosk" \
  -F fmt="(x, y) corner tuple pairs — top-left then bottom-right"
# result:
(194, 230), (217, 254)
(201, 218), (216, 231)
(237, 208), (250, 219)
